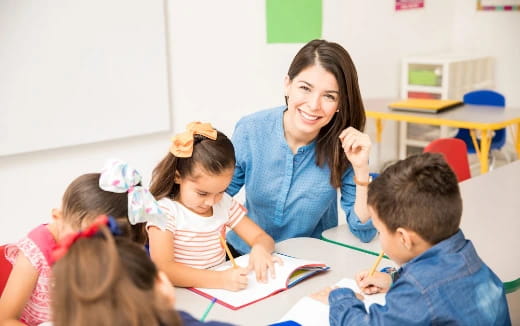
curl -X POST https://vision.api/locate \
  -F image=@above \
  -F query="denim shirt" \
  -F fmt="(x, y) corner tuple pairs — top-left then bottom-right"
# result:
(226, 106), (376, 254)
(329, 230), (511, 326)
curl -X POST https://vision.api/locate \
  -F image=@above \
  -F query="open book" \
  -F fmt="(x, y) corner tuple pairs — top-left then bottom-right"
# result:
(272, 278), (386, 325)
(190, 253), (330, 310)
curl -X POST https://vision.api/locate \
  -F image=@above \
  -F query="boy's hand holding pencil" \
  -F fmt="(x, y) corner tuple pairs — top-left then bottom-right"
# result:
(356, 251), (392, 294)
(356, 271), (392, 295)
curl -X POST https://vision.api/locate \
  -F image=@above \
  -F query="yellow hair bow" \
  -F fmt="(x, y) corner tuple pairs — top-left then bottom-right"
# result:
(170, 122), (218, 157)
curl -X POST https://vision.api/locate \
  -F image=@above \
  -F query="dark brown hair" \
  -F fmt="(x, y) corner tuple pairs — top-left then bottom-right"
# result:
(286, 39), (366, 188)
(367, 153), (462, 245)
(52, 227), (181, 326)
(150, 130), (235, 200)
(61, 173), (147, 243)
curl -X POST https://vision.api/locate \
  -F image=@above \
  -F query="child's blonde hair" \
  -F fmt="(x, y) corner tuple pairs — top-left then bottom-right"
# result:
(51, 225), (181, 326)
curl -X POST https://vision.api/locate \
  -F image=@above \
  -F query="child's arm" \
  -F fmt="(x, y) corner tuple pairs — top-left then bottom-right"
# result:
(147, 226), (248, 291)
(356, 270), (392, 294)
(232, 216), (280, 283)
(0, 253), (39, 325)
(310, 286), (364, 305)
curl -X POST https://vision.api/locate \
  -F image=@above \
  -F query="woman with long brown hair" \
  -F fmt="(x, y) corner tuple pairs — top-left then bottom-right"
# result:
(226, 39), (377, 256)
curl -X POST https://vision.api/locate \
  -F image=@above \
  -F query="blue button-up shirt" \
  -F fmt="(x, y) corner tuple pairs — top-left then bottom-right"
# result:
(328, 230), (511, 325)
(226, 106), (376, 254)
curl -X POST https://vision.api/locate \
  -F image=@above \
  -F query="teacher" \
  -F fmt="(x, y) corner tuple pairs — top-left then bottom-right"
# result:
(226, 39), (376, 255)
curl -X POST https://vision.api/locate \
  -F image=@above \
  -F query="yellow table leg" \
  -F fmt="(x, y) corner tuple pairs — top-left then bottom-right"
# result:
(376, 119), (383, 143)
(470, 130), (481, 159)
(375, 119), (383, 167)
(479, 130), (491, 174)
(516, 123), (520, 160)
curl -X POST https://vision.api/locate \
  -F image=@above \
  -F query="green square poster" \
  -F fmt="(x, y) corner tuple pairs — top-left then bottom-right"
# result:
(266, 0), (322, 43)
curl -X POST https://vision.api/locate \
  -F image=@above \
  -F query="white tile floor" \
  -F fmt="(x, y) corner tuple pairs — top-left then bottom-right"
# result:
(467, 145), (517, 178)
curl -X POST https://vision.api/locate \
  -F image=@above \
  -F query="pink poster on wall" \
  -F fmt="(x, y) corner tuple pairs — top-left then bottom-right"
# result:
(478, 0), (520, 10)
(395, 0), (424, 10)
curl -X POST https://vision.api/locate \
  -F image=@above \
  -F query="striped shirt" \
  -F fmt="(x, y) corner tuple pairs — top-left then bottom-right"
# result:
(153, 193), (246, 269)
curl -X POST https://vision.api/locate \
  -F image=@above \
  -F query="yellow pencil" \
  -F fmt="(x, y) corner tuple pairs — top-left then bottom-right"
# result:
(369, 251), (385, 276)
(219, 234), (237, 268)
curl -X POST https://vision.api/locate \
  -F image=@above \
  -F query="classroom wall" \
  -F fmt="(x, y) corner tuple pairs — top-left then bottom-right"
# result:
(452, 0), (520, 107)
(1, 0), (517, 243)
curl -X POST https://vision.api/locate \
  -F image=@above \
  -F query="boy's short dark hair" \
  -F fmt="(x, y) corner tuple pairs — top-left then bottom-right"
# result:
(367, 153), (462, 245)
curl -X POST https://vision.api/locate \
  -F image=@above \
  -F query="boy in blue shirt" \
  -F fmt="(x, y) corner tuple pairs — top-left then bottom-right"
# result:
(312, 153), (511, 325)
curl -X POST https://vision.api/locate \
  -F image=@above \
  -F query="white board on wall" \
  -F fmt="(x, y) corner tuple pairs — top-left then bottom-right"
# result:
(0, 0), (170, 156)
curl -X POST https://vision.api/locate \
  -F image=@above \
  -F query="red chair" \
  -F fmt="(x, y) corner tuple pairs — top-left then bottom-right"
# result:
(424, 138), (471, 182)
(0, 244), (13, 296)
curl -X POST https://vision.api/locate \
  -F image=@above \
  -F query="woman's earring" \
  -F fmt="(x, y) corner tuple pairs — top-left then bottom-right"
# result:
(336, 109), (340, 113)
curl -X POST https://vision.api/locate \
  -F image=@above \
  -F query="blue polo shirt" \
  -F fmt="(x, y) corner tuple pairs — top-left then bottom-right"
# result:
(226, 106), (376, 254)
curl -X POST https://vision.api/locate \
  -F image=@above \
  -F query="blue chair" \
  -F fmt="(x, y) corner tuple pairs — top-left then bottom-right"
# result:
(454, 90), (506, 168)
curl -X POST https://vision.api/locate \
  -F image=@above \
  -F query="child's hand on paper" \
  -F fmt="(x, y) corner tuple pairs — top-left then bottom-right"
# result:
(221, 267), (249, 291)
(310, 285), (364, 305)
(310, 286), (337, 304)
(248, 246), (283, 283)
(356, 270), (392, 294)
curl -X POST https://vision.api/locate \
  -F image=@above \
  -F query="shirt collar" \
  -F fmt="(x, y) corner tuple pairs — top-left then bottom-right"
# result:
(404, 229), (466, 268)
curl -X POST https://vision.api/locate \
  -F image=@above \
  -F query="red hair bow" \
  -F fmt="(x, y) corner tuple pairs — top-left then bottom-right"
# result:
(51, 215), (109, 263)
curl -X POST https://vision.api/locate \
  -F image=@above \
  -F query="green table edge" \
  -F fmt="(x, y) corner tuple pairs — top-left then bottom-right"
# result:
(504, 278), (520, 294)
(320, 236), (519, 294)
(320, 236), (388, 258)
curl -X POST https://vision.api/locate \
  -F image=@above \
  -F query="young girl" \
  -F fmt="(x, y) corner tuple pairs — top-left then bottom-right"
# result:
(148, 122), (280, 291)
(0, 159), (164, 326)
(51, 216), (179, 326)
(52, 216), (234, 326)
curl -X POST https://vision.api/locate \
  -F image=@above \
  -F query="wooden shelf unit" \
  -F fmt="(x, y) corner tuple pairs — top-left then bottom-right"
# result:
(398, 55), (495, 158)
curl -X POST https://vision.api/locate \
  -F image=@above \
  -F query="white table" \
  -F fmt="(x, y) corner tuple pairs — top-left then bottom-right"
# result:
(457, 160), (520, 293)
(322, 160), (520, 293)
(174, 238), (395, 326)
